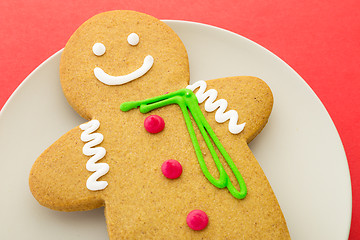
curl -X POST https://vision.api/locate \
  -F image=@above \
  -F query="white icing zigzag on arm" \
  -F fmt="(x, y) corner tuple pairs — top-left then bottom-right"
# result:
(80, 119), (109, 191)
(186, 80), (246, 134)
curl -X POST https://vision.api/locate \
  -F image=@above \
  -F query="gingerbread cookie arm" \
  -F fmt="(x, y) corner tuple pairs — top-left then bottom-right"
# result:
(194, 76), (273, 143)
(29, 124), (106, 212)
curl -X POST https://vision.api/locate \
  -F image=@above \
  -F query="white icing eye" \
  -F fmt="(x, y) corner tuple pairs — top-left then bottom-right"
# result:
(92, 43), (106, 56)
(127, 33), (139, 46)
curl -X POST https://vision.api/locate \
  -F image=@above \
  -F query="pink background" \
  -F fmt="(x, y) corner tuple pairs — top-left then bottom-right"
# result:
(0, 0), (358, 238)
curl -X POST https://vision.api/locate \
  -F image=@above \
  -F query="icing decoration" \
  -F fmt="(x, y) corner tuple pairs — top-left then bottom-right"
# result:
(92, 43), (106, 56)
(187, 80), (246, 134)
(80, 120), (109, 191)
(120, 89), (247, 199)
(186, 210), (209, 231)
(127, 33), (139, 46)
(94, 55), (154, 85)
(144, 115), (165, 133)
(161, 159), (182, 179)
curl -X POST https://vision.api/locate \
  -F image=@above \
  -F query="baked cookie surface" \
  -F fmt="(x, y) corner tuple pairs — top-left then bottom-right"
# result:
(29, 10), (290, 239)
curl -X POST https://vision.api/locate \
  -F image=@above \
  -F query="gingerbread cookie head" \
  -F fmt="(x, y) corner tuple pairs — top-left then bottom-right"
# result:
(60, 10), (189, 120)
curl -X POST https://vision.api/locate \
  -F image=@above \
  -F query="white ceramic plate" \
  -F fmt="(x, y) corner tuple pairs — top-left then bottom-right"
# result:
(0, 20), (351, 239)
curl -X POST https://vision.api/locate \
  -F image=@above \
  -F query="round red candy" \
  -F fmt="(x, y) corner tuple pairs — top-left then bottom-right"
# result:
(161, 159), (182, 179)
(144, 115), (165, 133)
(186, 210), (209, 231)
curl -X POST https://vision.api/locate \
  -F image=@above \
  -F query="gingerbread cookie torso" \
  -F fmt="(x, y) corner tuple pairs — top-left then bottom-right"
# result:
(29, 10), (290, 239)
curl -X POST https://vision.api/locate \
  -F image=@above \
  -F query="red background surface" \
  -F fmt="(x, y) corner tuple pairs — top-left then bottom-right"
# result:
(0, 0), (358, 238)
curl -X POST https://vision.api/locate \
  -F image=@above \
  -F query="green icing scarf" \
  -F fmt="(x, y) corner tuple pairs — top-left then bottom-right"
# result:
(120, 88), (247, 199)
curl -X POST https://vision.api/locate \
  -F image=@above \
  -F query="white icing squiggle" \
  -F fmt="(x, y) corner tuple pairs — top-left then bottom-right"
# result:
(80, 120), (109, 191)
(186, 80), (246, 134)
(94, 55), (154, 85)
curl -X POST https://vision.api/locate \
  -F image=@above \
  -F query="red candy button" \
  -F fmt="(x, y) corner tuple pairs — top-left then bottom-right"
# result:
(144, 115), (165, 133)
(186, 210), (209, 231)
(161, 159), (182, 179)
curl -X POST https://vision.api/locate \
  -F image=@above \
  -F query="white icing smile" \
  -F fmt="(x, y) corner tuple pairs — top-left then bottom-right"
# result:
(94, 55), (154, 85)
(92, 33), (154, 86)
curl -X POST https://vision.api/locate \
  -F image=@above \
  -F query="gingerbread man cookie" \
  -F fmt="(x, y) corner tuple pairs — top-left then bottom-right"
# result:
(29, 10), (290, 239)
